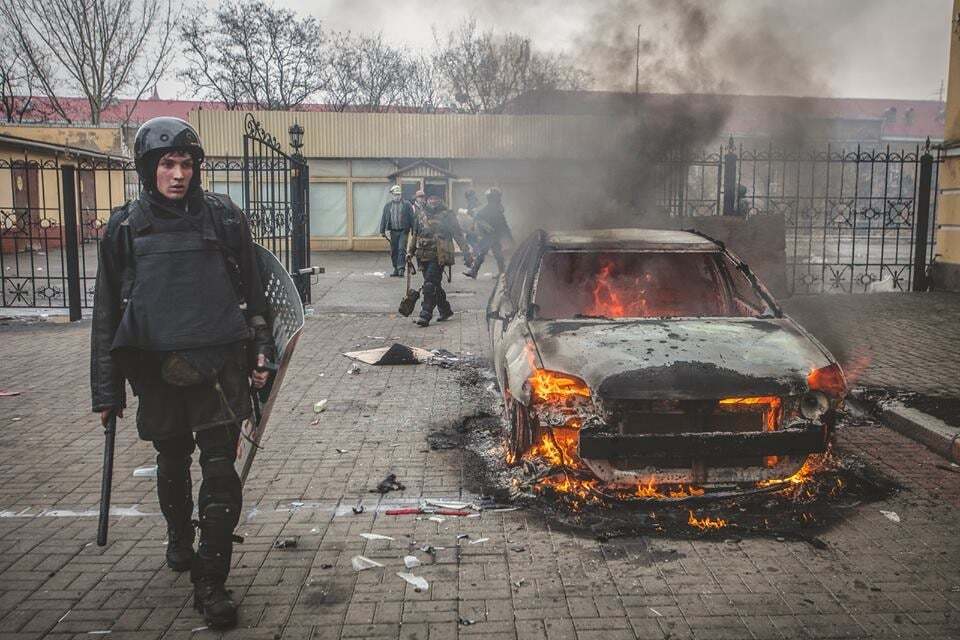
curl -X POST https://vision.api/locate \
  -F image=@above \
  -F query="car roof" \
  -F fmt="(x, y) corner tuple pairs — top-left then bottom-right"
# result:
(543, 228), (720, 251)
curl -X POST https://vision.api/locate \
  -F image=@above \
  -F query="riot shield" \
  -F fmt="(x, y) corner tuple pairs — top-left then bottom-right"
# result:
(236, 243), (305, 484)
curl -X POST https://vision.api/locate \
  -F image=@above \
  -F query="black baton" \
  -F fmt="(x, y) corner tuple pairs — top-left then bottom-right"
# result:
(96, 411), (117, 546)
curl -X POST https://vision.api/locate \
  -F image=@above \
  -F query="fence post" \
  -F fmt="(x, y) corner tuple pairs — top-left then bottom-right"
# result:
(722, 137), (737, 216)
(290, 160), (308, 303)
(61, 165), (82, 321)
(912, 142), (934, 291)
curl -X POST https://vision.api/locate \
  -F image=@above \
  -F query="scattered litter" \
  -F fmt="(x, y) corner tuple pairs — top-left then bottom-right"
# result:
(425, 499), (471, 510)
(133, 465), (157, 478)
(58, 610), (71, 623)
(488, 507), (519, 513)
(291, 501), (304, 507)
(512, 578), (525, 589)
(469, 538), (489, 545)
(650, 608), (663, 617)
(343, 343), (431, 366)
(336, 448), (348, 454)
(320, 563), (333, 569)
(313, 399), (328, 413)
(511, 546), (525, 552)
(458, 618), (475, 626)
(11, 417), (21, 422)
(420, 545), (442, 556)
(880, 510), (901, 523)
(359, 533), (394, 541)
(428, 516), (446, 524)
(274, 538), (298, 549)
(352, 499), (364, 514)
(351, 555), (384, 571)
(371, 474), (405, 494)
(456, 534), (470, 541)
(403, 555), (421, 569)
(310, 418), (320, 425)
(347, 364), (361, 375)
(191, 627), (208, 633)
(396, 572), (429, 592)
(0, 390), (21, 397)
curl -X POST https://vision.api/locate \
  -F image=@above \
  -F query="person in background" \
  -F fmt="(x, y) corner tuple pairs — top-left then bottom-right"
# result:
(406, 193), (468, 327)
(456, 189), (481, 269)
(379, 184), (415, 277)
(463, 187), (513, 279)
(412, 189), (426, 214)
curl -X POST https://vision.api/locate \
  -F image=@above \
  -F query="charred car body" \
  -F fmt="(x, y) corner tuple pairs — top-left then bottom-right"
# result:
(487, 229), (847, 487)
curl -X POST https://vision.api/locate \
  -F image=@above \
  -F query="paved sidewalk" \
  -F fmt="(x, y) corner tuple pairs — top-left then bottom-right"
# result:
(781, 292), (960, 398)
(0, 253), (958, 640)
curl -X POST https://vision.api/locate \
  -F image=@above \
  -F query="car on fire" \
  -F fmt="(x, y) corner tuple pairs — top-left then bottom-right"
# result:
(487, 228), (847, 488)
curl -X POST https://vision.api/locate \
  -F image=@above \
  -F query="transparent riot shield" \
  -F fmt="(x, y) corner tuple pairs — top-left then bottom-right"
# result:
(236, 243), (305, 484)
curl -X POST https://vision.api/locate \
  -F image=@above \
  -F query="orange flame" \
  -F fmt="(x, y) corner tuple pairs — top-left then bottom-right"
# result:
(587, 260), (649, 317)
(529, 369), (591, 404)
(807, 363), (848, 397)
(688, 510), (727, 530)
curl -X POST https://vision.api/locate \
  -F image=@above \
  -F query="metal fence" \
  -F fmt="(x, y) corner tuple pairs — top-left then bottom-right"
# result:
(0, 116), (310, 315)
(655, 139), (942, 295)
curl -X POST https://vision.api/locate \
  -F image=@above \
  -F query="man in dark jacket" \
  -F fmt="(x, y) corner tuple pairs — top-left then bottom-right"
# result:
(406, 193), (468, 327)
(379, 184), (415, 277)
(463, 187), (513, 278)
(90, 117), (273, 630)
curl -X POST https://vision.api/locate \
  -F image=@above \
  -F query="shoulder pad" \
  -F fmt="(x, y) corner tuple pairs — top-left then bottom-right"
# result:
(106, 201), (135, 234)
(204, 191), (241, 221)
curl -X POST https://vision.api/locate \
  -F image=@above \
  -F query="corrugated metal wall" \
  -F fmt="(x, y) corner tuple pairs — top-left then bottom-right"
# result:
(188, 110), (602, 159)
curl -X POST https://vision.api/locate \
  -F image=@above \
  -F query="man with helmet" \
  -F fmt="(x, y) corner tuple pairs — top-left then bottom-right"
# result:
(462, 187), (513, 279)
(379, 184), (415, 277)
(406, 192), (468, 327)
(90, 117), (274, 630)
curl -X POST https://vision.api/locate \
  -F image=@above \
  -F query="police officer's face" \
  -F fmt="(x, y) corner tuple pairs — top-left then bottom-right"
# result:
(156, 152), (194, 200)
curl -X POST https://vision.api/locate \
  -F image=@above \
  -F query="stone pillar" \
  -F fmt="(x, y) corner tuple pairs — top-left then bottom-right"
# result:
(932, 0), (960, 290)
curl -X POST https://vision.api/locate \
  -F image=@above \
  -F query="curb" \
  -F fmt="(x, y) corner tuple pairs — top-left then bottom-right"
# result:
(848, 396), (960, 463)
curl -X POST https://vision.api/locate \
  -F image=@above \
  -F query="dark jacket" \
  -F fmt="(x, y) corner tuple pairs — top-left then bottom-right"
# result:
(475, 202), (513, 243)
(407, 204), (467, 266)
(379, 199), (415, 234)
(90, 190), (273, 412)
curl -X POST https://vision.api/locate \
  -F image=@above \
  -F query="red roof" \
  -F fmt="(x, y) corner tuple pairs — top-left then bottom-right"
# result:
(504, 90), (947, 141)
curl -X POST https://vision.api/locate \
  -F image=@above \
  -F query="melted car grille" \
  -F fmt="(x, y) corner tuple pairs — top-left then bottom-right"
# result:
(608, 399), (770, 435)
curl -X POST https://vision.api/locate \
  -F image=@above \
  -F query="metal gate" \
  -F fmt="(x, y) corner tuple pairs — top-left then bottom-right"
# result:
(241, 114), (311, 301)
(657, 139), (943, 295)
(0, 114), (311, 315)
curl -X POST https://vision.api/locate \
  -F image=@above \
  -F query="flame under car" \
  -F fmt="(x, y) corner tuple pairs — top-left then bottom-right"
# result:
(487, 229), (846, 487)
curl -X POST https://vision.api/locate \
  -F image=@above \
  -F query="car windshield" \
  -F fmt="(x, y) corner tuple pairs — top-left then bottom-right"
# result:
(532, 250), (770, 319)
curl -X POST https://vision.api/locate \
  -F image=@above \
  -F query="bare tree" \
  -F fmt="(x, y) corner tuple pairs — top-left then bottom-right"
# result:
(351, 32), (407, 110)
(433, 18), (591, 114)
(0, 0), (176, 125)
(0, 28), (48, 122)
(323, 31), (360, 112)
(179, 0), (327, 111)
(400, 53), (446, 111)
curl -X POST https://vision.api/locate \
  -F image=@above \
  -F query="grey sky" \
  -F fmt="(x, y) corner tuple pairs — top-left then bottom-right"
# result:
(159, 0), (952, 102)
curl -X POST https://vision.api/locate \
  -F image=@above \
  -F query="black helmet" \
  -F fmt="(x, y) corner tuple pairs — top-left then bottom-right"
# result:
(465, 189), (477, 200)
(485, 187), (502, 202)
(134, 117), (205, 190)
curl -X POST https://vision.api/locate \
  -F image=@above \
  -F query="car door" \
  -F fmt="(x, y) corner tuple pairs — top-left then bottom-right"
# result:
(489, 235), (540, 396)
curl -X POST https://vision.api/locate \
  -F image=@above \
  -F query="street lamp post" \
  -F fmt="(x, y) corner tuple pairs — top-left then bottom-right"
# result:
(288, 122), (309, 302)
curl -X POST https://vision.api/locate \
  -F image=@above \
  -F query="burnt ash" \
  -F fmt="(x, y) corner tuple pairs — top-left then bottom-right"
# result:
(598, 361), (791, 398)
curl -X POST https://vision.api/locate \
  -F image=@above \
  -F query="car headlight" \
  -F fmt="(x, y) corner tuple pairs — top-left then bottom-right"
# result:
(800, 390), (830, 420)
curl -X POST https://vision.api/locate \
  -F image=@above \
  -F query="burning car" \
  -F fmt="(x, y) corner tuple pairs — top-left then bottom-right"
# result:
(487, 228), (846, 489)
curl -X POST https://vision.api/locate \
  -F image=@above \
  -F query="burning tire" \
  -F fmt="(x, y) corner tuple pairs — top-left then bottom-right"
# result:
(507, 400), (533, 464)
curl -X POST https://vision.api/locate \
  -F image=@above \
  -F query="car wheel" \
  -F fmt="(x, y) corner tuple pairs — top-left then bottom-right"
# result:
(508, 400), (531, 465)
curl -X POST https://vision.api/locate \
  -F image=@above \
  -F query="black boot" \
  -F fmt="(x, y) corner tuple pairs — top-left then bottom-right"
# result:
(462, 270), (477, 279)
(437, 308), (454, 322)
(166, 521), (194, 572)
(193, 576), (237, 630)
(414, 317), (429, 327)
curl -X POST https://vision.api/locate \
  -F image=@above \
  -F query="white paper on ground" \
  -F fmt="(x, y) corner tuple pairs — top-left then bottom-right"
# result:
(880, 510), (901, 523)
(133, 465), (157, 478)
(351, 555), (384, 571)
(396, 572), (429, 591)
(403, 555), (421, 569)
(359, 533), (394, 541)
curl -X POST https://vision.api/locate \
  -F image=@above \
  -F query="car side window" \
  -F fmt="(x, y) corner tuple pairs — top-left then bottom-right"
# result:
(504, 236), (537, 310)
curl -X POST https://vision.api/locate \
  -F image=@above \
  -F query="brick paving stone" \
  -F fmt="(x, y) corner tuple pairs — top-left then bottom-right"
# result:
(1, 253), (959, 640)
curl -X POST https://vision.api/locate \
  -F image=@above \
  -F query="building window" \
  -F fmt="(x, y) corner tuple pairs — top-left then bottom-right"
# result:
(353, 182), (391, 237)
(309, 182), (347, 237)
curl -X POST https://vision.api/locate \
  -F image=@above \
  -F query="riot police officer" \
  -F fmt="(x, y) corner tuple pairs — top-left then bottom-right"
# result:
(90, 117), (274, 630)
(463, 187), (513, 279)
(406, 193), (468, 327)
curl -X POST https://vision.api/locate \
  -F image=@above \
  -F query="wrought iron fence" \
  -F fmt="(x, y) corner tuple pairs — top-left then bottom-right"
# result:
(1, 150), (308, 312)
(655, 139), (942, 295)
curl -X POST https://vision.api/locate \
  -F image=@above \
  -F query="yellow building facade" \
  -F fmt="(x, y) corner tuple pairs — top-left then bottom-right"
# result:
(932, 0), (960, 290)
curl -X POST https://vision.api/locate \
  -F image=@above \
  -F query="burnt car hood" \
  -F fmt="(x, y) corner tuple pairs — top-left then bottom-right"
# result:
(528, 317), (832, 400)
